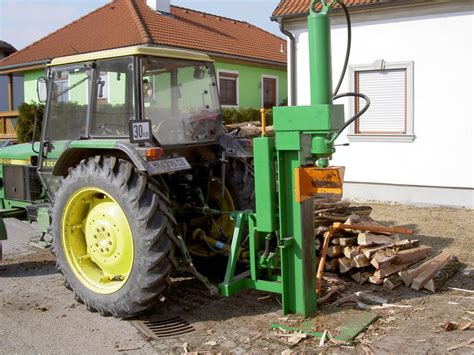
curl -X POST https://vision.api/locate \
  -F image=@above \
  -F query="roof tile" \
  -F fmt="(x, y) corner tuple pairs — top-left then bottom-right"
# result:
(272, 0), (385, 17)
(0, 0), (286, 69)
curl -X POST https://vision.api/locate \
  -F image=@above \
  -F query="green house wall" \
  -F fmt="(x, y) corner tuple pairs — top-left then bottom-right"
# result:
(22, 59), (287, 109)
(214, 60), (287, 108)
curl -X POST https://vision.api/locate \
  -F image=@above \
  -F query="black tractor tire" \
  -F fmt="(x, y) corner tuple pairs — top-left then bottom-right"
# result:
(51, 156), (176, 318)
(225, 158), (255, 212)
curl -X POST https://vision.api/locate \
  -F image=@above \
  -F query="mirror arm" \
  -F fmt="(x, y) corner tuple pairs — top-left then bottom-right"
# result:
(31, 105), (40, 154)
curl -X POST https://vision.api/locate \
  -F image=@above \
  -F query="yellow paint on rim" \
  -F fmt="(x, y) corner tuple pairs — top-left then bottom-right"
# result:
(61, 187), (134, 294)
(188, 179), (236, 258)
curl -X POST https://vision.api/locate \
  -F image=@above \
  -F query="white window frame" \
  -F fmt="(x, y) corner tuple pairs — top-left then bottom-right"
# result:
(217, 69), (240, 108)
(347, 60), (415, 143)
(261, 74), (280, 108)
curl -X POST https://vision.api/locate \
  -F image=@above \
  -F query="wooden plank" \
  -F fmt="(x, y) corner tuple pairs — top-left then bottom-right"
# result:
(411, 252), (453, 290)
(316, 228), (336, 294)
(327, 245), (343, 258)
(374, 258), (421, 279)
(351, 254), (370, 268)
(395, 245), (432, 264)
(362, 239), (419, 259)
(371, 254), (396, 269)
(344, 246), (359, 259)
(383, 274), (403, 290)
(398, 251), (443, 286)
(324, 258), (339, 272)
(338, 257), (352, 273)
(351, 271), (369, 284)
(423, 257), (462, 292)
(357, 233), (395, 246)
(368, 276), (383, 285)
(339, 237), (357, 247)
(333, 222), (414, 235)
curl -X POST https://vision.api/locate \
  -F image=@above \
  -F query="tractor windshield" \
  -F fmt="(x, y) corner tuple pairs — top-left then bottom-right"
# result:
(142, 56), (221, 145)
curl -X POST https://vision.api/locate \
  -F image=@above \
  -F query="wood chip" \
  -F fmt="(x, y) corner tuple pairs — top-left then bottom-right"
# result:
(319, 330), (328, 346)
(448, 287), (474, 294)
(447, 337), (474, 351)
(442, 321), (473, 331)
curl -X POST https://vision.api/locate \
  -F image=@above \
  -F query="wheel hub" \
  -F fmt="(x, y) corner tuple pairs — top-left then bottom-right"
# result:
(62, 188), (134, 294)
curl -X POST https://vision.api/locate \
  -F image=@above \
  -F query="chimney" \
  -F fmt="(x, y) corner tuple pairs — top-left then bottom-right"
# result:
(146, 0), (170, 14)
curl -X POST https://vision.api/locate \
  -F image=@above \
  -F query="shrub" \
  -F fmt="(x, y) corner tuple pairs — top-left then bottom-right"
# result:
(222, 107), (273, 126)
(17, 102), (44, 143)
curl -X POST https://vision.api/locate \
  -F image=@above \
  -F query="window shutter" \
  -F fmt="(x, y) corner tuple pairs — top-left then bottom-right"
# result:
(356, 69), (406, 134)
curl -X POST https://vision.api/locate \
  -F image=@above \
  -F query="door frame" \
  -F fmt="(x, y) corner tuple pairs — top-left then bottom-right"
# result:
(261, 74), (279, 108)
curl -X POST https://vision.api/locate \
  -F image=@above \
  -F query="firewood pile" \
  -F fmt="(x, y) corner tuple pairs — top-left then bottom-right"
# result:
(314, 200), (462, 292)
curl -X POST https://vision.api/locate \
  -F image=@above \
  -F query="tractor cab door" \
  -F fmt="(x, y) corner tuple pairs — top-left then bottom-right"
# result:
(38, 63), (94, 194)
(38, 57), (136, 196)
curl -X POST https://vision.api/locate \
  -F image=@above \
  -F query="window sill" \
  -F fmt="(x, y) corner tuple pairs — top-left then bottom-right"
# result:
(347, 134), (416, 143)
(221, 104), (240, 108)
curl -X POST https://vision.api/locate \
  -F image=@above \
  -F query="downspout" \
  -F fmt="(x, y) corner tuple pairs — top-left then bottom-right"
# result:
(278, 19), (297, 106)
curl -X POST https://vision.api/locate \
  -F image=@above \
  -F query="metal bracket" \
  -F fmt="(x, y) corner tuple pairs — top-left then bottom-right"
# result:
(175, 234), (219, 296)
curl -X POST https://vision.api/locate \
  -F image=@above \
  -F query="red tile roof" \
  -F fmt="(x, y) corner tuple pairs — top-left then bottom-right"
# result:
(0, 0), (286, 69)
(273, 0), (391, 17)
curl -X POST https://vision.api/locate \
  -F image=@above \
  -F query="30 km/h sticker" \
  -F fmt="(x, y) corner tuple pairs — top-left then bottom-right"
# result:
(129, 120), (152, 143)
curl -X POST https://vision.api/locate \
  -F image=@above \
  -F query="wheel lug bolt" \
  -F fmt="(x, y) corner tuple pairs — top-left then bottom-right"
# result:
(100, 248), (104, 253)
(106, 248), (110, 252)
(95, 243), (99, 247)
(96, 228), (100, 233)
(108, 241), (112, 245)
(107, 232), (110, 237)
(101, 226), (105, 232)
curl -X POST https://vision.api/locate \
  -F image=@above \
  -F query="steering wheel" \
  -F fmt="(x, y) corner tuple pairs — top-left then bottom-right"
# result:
(95, 123), (127, 136)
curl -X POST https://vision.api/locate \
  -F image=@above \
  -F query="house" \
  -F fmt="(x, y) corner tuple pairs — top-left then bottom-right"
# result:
(0, 0), (288, 139)
(272, 0), (473, 208)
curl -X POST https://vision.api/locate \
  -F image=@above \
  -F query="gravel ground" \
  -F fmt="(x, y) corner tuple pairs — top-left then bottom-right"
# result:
(0, 204), (473, 354)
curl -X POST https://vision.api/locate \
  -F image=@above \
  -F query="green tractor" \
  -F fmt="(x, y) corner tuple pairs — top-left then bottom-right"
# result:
(0, 45), (255, 317)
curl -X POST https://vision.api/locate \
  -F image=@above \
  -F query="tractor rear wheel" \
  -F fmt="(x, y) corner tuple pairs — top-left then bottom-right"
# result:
(51, 156), (176, 318)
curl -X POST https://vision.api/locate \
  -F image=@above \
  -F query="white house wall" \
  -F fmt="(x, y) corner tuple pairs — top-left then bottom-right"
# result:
(285, 3), (473, 208)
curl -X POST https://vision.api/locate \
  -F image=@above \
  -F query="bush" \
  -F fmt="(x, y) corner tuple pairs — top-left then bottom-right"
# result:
(222, 107), (273, 126)
(17, 102), (44, 143)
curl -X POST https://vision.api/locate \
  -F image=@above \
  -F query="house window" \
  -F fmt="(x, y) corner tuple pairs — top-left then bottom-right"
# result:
(218, 71), (239, 106)
(348, 61), (415, 143)
(0, 73), (24, 138)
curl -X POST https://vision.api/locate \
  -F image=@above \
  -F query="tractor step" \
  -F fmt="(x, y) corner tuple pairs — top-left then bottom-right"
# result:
(26, 203), (50, 222)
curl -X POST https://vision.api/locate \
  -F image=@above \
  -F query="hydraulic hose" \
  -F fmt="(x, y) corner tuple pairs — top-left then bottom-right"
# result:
(329, 1), (371, 143)
(331, 92), (370, 143)
(333, 1), (351, 97)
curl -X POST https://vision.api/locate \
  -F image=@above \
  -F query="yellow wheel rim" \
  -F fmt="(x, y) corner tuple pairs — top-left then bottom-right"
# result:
(188, 179), (236, 258)
(61, 187), (134, 294)
(208, 179), (236, 240)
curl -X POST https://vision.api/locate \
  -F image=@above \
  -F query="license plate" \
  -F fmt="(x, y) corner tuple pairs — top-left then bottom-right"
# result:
(146, 157), (191, 175)
(129, 120), (152, 143)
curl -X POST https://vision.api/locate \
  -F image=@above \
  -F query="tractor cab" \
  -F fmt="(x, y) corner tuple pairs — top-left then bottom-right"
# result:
(35, 46), (242, 195)
(40, 46), (221, 145)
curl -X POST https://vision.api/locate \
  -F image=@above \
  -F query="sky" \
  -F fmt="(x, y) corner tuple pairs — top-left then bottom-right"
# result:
(0, 0), (282, 51)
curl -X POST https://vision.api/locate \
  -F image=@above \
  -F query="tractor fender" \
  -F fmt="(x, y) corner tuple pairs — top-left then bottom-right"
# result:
(52, 142), (148, 177)
(217, 133), (254, 158)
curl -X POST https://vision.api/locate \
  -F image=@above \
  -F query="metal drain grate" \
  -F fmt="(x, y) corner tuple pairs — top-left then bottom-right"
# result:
(133, 316), (195, 339)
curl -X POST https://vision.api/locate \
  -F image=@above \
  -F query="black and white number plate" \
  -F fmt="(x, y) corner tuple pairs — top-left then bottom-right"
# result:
(147, 157), (191, 175)
(129, 120), (152, 143)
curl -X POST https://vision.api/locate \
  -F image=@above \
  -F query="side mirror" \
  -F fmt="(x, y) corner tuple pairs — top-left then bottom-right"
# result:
(37, 77), (48, 103)
(193, 67), (206, 80)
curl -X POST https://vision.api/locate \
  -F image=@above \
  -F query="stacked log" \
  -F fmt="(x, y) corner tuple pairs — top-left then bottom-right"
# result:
(315, 200), (461, 292)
